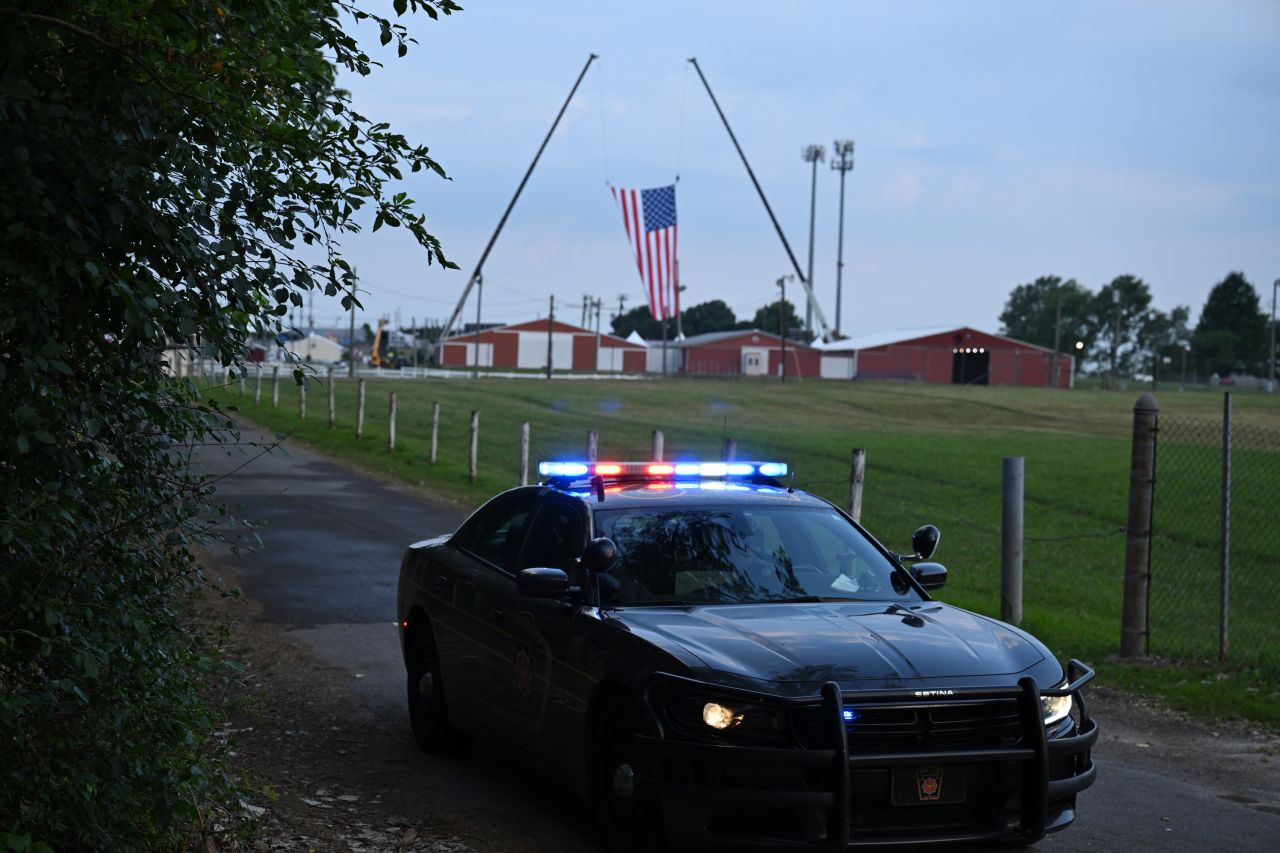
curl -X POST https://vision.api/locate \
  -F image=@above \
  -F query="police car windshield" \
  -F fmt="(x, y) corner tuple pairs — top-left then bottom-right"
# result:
(591, 506), (918, 606)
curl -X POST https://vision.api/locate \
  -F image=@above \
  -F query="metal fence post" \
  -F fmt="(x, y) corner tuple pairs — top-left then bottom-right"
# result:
(298, 379), (306, 420)
(1001, 456), (1025, 626)
(430, 401), (439, 465)
(652, 429), (664, 462)
(1220, 391), (1232, 663)
(255, 366), (262, 404)
(356, 378), (366, 438)
(587, 430), (598, 463)
(849, 449), (865, 523)
(271, 366), (280, 408)
(1121, 393), (1159, 658)
(520, 422), (530, 486)
(469, 411), (479, 483)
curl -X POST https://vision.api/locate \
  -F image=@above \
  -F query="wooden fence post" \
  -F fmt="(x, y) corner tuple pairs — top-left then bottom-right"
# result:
(587, 430), (599, 463)
(849, 449), (865, 522)
(469, 411), (479, 483)
(1121, 393), (1159, 658)
(271, 367), (280, 408)
(327, 368), (335, 429)
(356, 378), (366, 438)
(1001, 456), (1024, 626)
(430, 401), (440, 465)
(388, 391), (397, 452)
(255, 366), (262, 404)
(298, 379), (306, 420)
(520, 422), (530, 486)
(651, 429), (664, 462)
(239, 369), (245, 396)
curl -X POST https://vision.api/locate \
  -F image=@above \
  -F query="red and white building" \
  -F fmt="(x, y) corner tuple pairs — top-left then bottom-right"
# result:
(678, 330), (824, 378)
(437, 319), (647, 373)
(817, 326), (1074, 388)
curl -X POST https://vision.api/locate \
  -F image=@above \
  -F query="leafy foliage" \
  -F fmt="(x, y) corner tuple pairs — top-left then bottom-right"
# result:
(750, 300), (805, 340)
(997, 275), (1093, 369)
(0, 1), (458, 848)
(1191, 272), (1267, 376)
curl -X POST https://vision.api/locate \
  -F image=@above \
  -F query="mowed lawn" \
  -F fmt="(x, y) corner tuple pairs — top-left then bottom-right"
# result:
(213, 372), (1280, 729)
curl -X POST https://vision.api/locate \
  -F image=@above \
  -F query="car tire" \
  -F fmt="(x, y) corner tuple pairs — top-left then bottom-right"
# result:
(406, 621), (470, 754)
(590, 696), (661, 852)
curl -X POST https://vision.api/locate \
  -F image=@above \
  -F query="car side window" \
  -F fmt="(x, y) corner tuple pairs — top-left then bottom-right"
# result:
(518, 500), (585, 573)
(459, 499), (535, 573)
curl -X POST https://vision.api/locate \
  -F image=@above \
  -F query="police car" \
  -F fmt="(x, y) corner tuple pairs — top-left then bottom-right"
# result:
(396, 461), (1097, 849)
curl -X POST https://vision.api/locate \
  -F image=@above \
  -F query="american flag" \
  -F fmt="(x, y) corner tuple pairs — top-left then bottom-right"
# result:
(611, 184), (678, 321)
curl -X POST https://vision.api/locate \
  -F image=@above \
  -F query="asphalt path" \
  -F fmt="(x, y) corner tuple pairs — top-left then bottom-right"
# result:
(199, 431), (1279, 852)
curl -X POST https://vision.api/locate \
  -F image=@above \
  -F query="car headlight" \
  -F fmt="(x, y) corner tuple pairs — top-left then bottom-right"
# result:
(701, 701), (743, 730)
(1041, 690), (1073, 726)
(667, 695), (787, 742)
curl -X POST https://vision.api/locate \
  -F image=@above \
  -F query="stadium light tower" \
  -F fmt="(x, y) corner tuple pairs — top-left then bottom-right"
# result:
(831, 140), (855, 336)
(802, 145), (825, 336)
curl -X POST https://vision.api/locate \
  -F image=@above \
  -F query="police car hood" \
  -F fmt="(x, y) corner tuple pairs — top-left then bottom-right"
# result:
(610, 600), (1049, 691)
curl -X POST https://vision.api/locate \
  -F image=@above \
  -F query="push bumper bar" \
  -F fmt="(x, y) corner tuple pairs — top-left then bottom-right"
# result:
(634, 660), (1098, 849)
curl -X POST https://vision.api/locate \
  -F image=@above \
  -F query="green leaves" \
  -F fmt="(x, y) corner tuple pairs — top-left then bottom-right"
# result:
(2, 0), (459, 848)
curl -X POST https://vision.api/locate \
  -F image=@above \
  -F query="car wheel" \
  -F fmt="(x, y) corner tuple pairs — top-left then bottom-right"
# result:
(590, 696), (660, 852)
(406, 621), (470, 754)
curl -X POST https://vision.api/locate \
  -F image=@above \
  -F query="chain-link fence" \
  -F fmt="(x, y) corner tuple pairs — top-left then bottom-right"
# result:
(1150, 398), (1280, 671)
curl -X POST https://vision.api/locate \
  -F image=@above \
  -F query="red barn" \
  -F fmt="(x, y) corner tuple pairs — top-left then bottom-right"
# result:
(818, 326), (1074, 388)
(437, 319), (646, 373)
(679, 329), (823, 378)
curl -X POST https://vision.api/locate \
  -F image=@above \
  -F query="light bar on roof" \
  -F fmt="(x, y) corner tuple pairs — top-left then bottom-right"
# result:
(536, 460), (789, 482)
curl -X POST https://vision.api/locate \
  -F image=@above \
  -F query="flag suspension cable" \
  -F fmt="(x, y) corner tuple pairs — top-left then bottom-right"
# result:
(435, 53), (599, 352)
(686, 57), (832, 342)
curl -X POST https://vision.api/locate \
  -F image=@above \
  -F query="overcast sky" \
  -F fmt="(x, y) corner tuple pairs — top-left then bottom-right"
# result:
(314, 0), (1279, 339)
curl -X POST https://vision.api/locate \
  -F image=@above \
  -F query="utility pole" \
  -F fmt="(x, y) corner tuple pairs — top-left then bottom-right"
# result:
(616, 293), (627, 320)
(831, 140), (855, 337)
(593, 297), (602, 371)
(1051, 292), (1063, 388)
(581, 293), (589, 327)
(777, 275), (793, 382)
(473, 274), (483, 378)
(802, 145), (824, 335)
(545, 294), (555, 380)
(1111, 287), (1122, 390)
(347, 293), (356, 379)
(1269, 279), (1278, 393)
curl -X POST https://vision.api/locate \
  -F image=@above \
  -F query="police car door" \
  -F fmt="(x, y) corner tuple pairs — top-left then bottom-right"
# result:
(444, 494), (535, 732)
(505, 494), (591, 765)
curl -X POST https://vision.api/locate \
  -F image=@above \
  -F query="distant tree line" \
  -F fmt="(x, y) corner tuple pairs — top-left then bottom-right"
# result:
(610, 298), (807, 341)
(999, 272), (1272, 378)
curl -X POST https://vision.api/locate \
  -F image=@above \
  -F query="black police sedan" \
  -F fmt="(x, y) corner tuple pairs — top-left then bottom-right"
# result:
(396, 461), (1096, 849)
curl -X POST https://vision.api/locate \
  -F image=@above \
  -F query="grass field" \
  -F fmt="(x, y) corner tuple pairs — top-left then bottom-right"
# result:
(212, 371), (1280, 730)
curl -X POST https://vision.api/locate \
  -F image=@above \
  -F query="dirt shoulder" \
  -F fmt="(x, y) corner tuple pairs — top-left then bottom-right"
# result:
(202, 572), (593, 853)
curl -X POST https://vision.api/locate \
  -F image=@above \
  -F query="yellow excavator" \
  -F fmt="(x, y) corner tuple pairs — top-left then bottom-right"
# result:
(370, 318), (390, 368)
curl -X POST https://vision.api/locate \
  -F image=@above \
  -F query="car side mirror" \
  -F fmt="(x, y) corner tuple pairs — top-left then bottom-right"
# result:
(580, 537), (618, 573)
(911, 562), (948, 591)
(517, 567), (575, 598)
(910, 525), (941, 561)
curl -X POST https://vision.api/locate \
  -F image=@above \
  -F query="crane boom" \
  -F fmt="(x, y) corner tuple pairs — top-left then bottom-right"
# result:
(687, 58), (832, 342)
(435, 54), (598, 355)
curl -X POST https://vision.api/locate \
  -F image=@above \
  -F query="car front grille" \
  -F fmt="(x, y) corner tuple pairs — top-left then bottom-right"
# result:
(793, 698), (1025, 752)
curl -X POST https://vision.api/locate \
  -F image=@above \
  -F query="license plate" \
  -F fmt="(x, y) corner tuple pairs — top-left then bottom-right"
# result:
(891, 765), (967, 805)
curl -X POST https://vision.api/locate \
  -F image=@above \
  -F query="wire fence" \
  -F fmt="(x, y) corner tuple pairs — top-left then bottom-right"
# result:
(1150, 403), (1280, 671)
